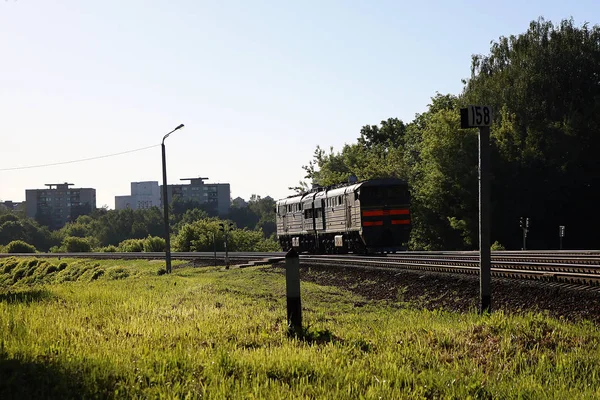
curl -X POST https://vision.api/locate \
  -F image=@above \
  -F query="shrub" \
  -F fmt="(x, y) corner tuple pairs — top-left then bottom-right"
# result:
(107, 267), (130, 280)
(491, 241), (506, 251)
(90, 269), (105, 281)
(63, 236), (92, 253)
(6, 240), (37, 253)
(99, 245), (118, 253)
(2, 260), (18, 273)
(143, 236), (166, 252)
(118, 239), (144, 252)
(49, 245), (63, 253)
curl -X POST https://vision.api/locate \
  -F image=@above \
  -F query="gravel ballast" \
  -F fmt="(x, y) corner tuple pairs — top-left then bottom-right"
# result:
(268, 262), (600, 324)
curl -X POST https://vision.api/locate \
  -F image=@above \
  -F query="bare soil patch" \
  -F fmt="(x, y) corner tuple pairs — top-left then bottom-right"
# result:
(267, 262), (600, 323)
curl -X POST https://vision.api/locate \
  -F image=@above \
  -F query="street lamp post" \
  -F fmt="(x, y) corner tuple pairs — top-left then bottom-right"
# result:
(162, 123), (184, 273)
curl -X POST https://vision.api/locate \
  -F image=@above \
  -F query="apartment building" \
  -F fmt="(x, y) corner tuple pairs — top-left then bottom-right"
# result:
(25, 183), (96, 229)
(162, 177), (230, 216)
(1, 200), (24, 212)
(115, 181), (161, 210)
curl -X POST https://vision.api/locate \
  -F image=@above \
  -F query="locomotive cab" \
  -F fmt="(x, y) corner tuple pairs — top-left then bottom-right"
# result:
(358, 180), (410, 252)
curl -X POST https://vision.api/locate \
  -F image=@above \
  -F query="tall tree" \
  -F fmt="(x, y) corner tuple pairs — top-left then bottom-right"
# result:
(358, 118), (406, 148)
(464, 17), (600, 248)
(404, 94), (478, 250)
(301, 119), (409, 189)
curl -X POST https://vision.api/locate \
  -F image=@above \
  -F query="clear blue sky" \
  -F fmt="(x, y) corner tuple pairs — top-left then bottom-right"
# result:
(1, 0), (598, 208)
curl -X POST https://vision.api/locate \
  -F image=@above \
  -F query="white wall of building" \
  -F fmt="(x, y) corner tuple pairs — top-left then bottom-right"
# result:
(115, 181), (161, 210)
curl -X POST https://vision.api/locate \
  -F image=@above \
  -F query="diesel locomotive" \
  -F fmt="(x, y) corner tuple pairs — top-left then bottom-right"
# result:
(276, 178), (410, 253)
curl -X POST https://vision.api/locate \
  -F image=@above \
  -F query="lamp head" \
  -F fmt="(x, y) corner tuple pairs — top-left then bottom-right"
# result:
(162, 124), (185, 143)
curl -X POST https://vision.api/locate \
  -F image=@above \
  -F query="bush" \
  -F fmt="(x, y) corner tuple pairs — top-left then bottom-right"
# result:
(143, 236), (166, 252)
(118, 239), (144, 252)
(172, 218), (281, 252)
(6, 240), (37, 253)
(107, 267), (129, 280)
(99, 245), (118, 253)
(49, 245), (63, 253)
(491, 241), (506, 251)
(63, 236), (92, 253)
(90, 269), (105, 281)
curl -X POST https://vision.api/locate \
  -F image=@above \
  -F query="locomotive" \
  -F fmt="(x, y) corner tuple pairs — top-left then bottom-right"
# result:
(276, 178), (410, 253)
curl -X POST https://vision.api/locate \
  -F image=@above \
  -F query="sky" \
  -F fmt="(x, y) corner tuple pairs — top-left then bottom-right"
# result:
(1, 1), (598, 208)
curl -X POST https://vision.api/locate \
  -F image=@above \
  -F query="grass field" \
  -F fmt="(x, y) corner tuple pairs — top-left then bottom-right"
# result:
(1, 257), (600, 399)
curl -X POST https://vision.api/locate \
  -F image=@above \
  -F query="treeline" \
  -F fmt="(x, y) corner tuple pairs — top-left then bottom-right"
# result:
(298, 18), (600, 250)
(0, 195), (279, 253)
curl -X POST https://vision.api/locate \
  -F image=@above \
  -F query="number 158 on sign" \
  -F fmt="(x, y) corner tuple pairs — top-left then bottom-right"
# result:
(460, 105), (492, 128)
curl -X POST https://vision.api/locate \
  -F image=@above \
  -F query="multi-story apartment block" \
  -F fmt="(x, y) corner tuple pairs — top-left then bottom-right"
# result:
(25, 183), (96, 230)
(1, 200), (24, 212)
(162, 177), (230, 216)
(115, 181), (161, 210)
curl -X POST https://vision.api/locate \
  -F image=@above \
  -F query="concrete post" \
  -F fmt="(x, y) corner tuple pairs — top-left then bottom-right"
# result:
(285, 248), (302, 335)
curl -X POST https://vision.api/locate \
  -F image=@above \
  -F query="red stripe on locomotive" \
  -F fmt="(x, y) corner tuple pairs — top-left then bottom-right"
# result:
(362, 208), (409, 217)
(363, 221), (384, 226)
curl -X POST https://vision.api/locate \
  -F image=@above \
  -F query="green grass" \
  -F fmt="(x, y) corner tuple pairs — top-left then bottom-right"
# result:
(1, 257), (600, 399)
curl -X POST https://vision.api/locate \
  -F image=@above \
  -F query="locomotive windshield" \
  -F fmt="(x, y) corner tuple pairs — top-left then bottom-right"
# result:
(359, 184), (409, 206)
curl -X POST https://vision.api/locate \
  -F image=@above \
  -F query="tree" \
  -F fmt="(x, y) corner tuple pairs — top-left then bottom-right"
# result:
(228, 195), (277, 239)
(172, 217), (280, 252)
(176, 209), (209, 230)
(298, 118), (410, 189)
(464, 17), (600, 249)
(0, 216), (55, 251)
(358, 118), (407, 149)
(404, 94), (478, 250)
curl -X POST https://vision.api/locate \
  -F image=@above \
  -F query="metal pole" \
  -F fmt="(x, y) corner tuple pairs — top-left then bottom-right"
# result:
(225, 230), (229, 269)
(479, 126), (491, 313)
(285, 248), (302, 335)
(522, 228), (526, 250)
(159, 124), (183, 274)
(213, 232), (217, 267)
(161, 142), (172, 274)
(559, 235), (563, 250)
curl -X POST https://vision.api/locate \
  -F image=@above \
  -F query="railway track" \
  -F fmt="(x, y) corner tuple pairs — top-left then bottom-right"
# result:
(3, 251), (600, 287)
(296, 252), (600, 287)
(0, 251), (284, 263)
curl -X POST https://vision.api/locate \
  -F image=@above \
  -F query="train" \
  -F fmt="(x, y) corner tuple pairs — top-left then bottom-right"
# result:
(276, 178), (410, 253)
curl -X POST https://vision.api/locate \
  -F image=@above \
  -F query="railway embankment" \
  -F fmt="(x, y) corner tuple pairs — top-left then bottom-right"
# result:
(278, 262), (600, 323)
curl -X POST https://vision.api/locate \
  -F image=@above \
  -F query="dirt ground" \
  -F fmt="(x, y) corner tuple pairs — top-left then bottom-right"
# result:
(266, 262), (600, 324)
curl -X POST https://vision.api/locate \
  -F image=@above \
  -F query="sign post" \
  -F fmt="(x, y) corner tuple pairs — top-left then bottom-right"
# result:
(285, 248), (302, 335)
(219, 222), (235, 269)
(519, 217), (530, 250)
(461, 105), (492, 314)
